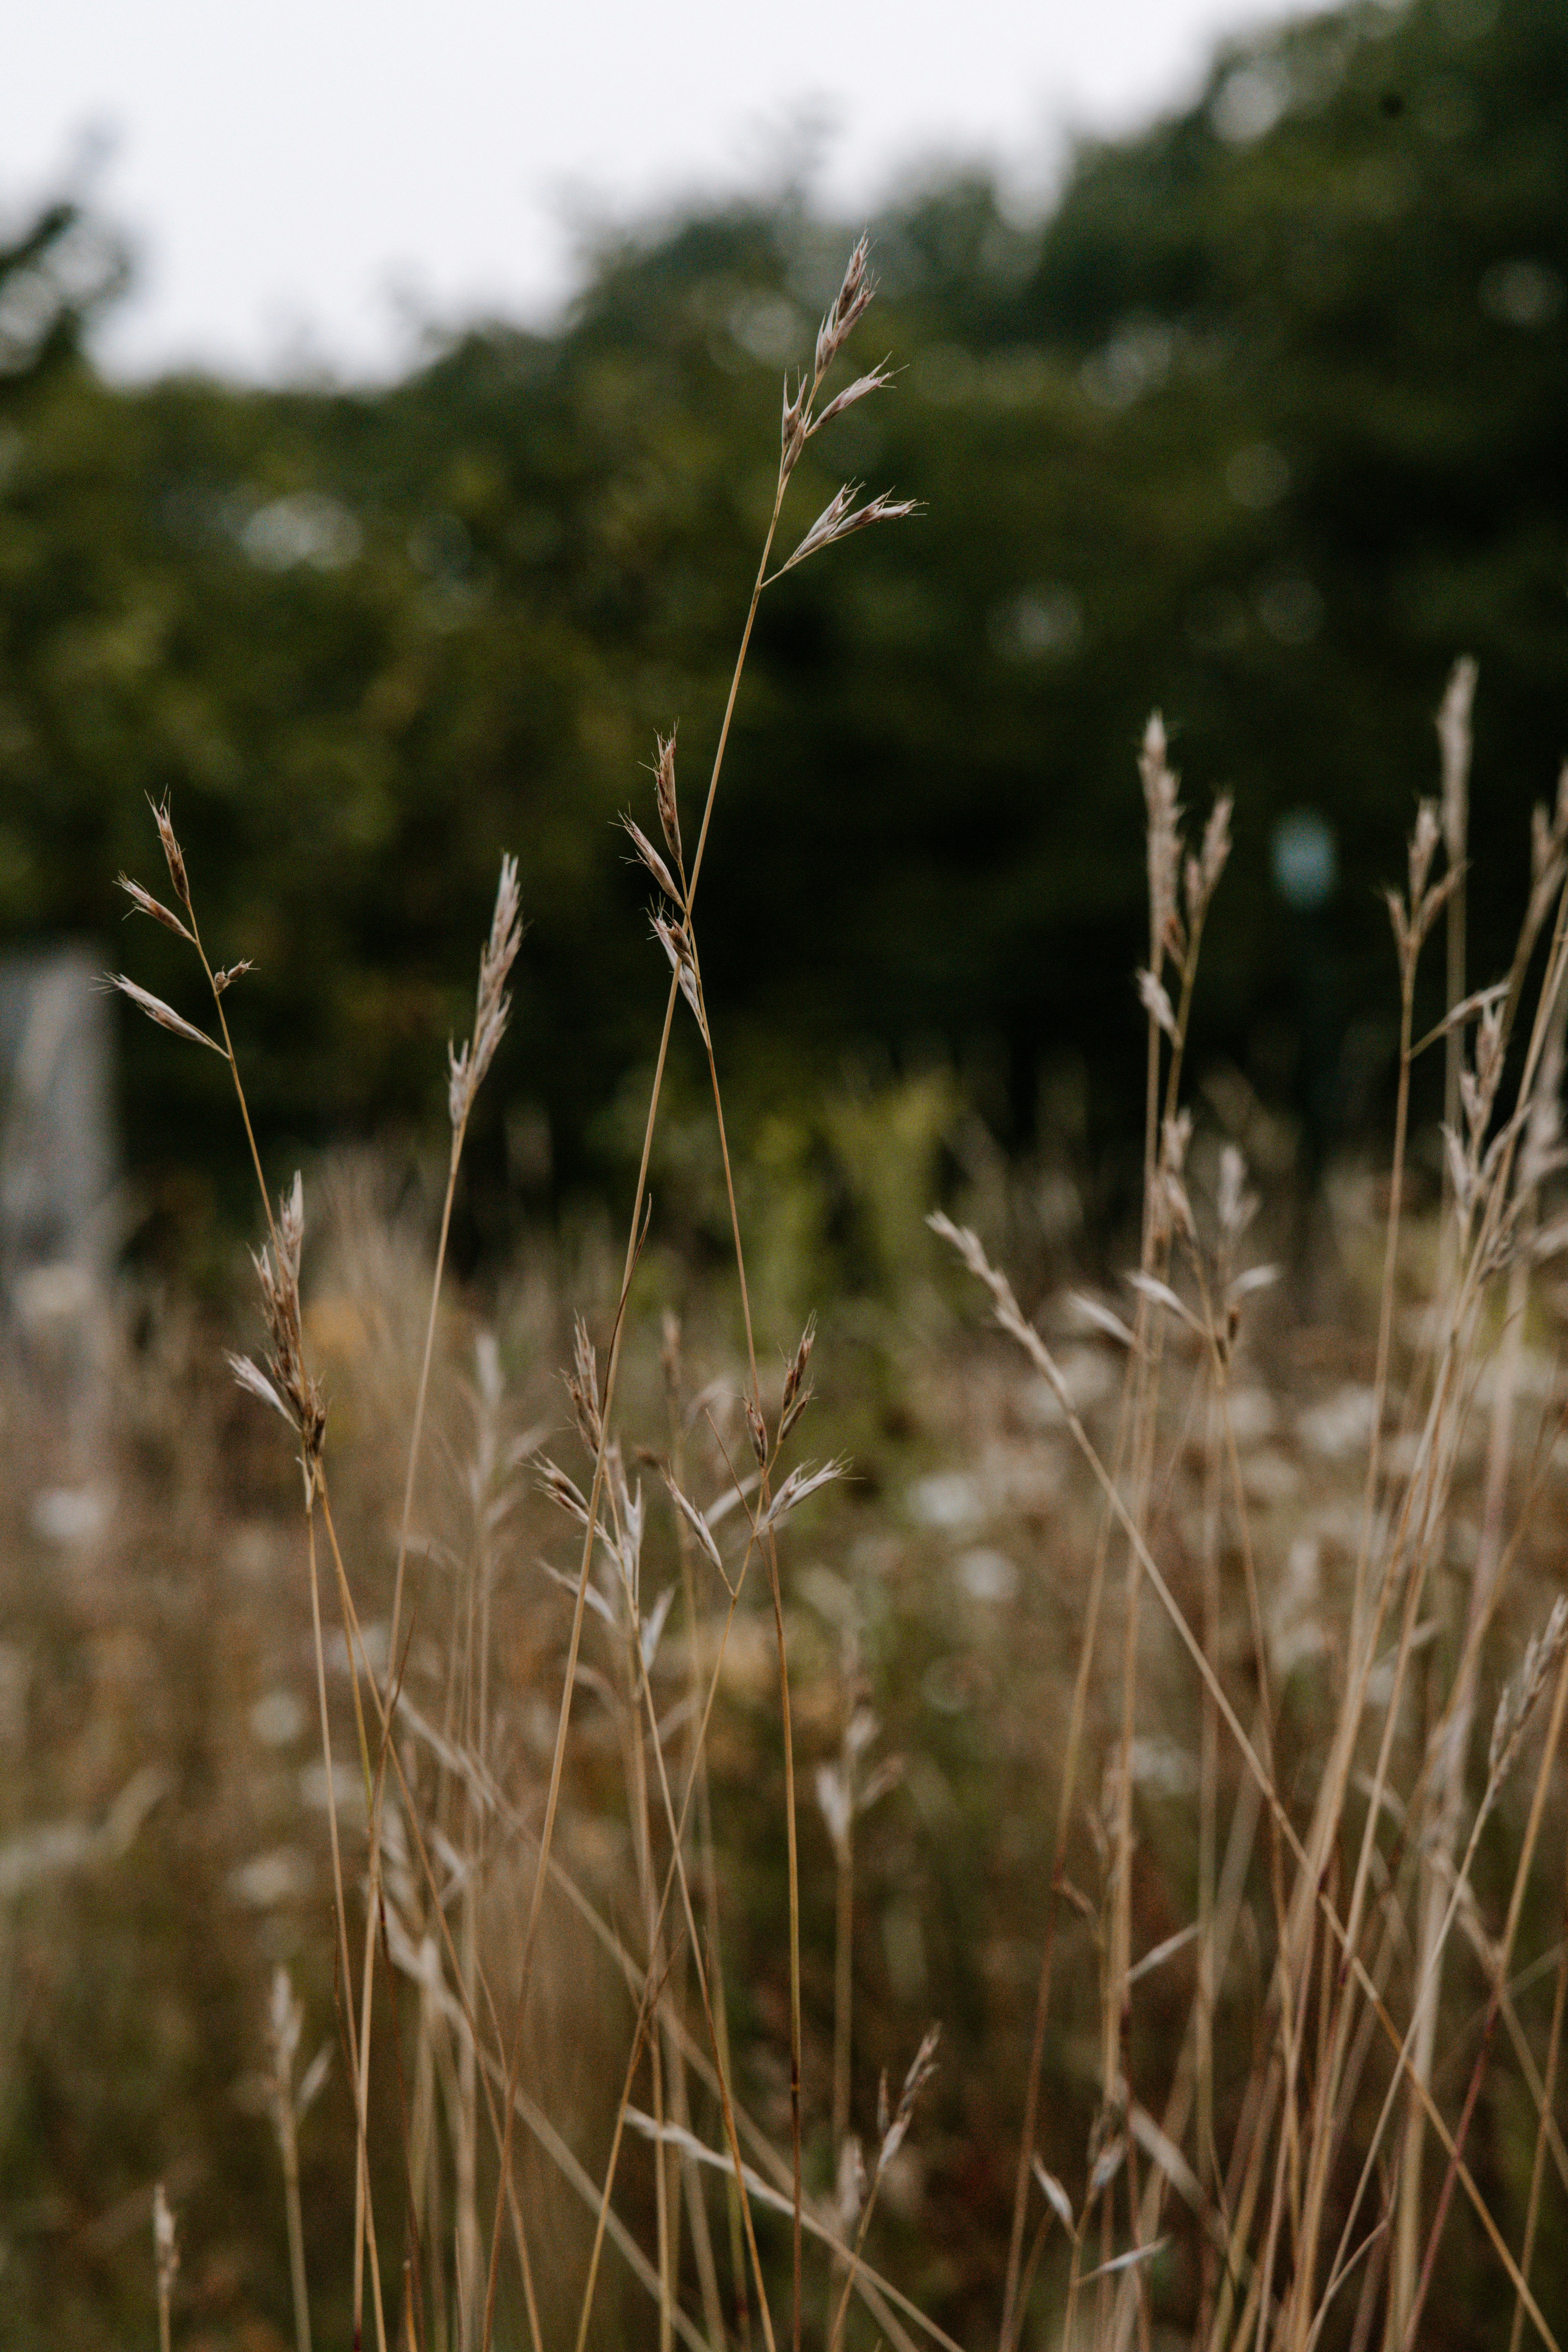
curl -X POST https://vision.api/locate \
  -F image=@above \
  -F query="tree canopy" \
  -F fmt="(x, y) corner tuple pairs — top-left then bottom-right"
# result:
(2, 0), (1566, 1237)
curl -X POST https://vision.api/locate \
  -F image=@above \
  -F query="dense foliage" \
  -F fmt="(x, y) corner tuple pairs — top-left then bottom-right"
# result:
(2, 0), (1566, 1235)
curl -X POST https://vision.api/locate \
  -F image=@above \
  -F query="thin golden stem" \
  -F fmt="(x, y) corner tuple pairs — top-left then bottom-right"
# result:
(478, 469), (787, 2352)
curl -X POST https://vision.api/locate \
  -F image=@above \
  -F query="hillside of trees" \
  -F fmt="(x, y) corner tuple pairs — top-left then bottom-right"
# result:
(2, 0), (1566, 1242)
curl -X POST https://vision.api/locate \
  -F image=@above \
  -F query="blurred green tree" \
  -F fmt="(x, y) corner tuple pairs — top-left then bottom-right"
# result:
(2, 0), (1565, 1241)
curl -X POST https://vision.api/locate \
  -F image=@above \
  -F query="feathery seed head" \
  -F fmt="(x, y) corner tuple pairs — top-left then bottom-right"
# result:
(876, 2023), (940, 2176)
(1139, 713), (1184, 965)
(278, 1170), (304, 1291)
(1409, 799), (1441, 906)
(745, 1395), (768, 1467)
(1490, 1596), (1568, 1788)
(539, 1457), (592, 1528)
(814, 234), (873, 383)
(1217, 1144), (1256, 1239)
(812, 360), (895, 436)
(775, 483), (919, 580)
(241, 1174), (326, 1465)
(835, 2134), (867, 2232)
(780, 1311), (816, 1439)
(116, 872), (194, 945)
(153, 2182), (179, 2306)
(816, 1761), (851, 1860)
(149, 795), (191, 909)
(1193, 793), (1233, 920)
(450, 854), (524, 1130)
(781, 371), (810, 475)
(623, 814), (679, 904)
(654, 729), (681, 868)
(107, 972), (227, 1057)
(1437, 654), (1478, 862)
(567, 1315), (603, 1457)
(267, 1963), (303, 2075)
(652, 911), (709, 1041)
(1137, 967), (1179, 1044)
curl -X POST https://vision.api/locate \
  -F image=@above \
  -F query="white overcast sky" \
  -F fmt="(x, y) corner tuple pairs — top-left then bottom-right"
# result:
(6, 0), (1334, 383)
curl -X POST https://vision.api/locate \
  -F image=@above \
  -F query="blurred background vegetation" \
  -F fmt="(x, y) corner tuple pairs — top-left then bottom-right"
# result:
(3, 0), (1566, 1257)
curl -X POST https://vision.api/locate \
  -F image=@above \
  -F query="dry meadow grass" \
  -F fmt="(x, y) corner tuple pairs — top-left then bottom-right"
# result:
(9, 242), (1568, 2352)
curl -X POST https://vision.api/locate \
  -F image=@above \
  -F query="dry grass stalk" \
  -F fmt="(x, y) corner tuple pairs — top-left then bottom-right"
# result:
(267, 1964), (329, 2352)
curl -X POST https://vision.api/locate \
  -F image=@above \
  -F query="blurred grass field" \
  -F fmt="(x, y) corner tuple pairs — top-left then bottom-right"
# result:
(7, 1086), (1568, 2347)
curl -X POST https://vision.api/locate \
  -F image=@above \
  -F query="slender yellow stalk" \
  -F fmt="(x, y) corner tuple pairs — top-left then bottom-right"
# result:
(478, 475), (787, 2352)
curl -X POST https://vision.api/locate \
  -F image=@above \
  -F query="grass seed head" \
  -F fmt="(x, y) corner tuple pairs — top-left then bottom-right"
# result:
(1409, 798), (1442, 913)
(1185, 792), (1233, 929)
(116, 872), (194, 944)
(539, 1458), (592, 1529)
(450, 853), (524, 1129)
(814, 233), (874, 384)
(107, 973), (227, 1057)
(1437, 653), (1478, 862)
(877, 2022), (940, 2176)
(245, 1174), (326, 1464)
(149, 795), (191, 910)
(566, 1315), (603, 1457)
(835, 2134), (867, 2233)
(1137, 967), (1179, 1043)
(1139, 711), (1184, 966)
(812, 359), (895, 436)
(780, 1312), (817, 1439)
(1490, 1596), (1568, 1789)
(1217, 1143), (1257, 1239)
(622, 813), (679, 905)
(775, 483), (919, 579)
(653, 728), (683, 870)
(267, 1963), (303, 2080)
(153, 2181), (179, 2305)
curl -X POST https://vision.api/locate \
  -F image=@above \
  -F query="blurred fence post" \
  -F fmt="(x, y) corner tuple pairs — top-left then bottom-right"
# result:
(0, 947), (116, 1533)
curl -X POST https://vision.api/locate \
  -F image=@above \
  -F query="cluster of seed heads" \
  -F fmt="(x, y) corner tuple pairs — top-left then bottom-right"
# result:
(773, 237), (917, 575)
(1386, 798), (1463, 970)
(110, 798), (238, 1057)
(651, 907), (710, 1045)
(1136, 711), (1231, 1020)
(229, 1173), (328, 1472)
(565, 1314), (603, 1457)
